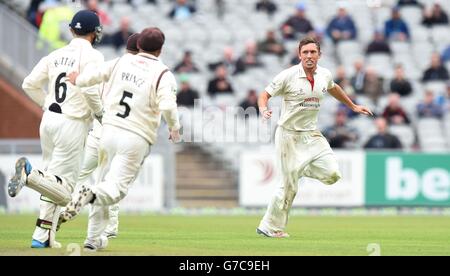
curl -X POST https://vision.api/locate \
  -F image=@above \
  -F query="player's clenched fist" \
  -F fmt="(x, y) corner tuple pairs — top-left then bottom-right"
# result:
(169, 129), (181, 143)
(261, 109), (273, 120)
(67, 71), (79, 85)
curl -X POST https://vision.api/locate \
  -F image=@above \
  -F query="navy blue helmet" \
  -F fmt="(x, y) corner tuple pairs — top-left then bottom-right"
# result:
(69, 10), (103, 44)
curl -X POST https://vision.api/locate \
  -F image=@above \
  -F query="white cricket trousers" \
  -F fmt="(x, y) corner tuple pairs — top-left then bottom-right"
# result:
(259, 127), (341, 233)
(76, 132), (121, 236)
(86, 124), (150, 244)
(33, 111), (89, 243)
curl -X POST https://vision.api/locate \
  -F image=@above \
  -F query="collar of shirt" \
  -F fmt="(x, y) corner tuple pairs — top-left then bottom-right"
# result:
(137, 52), (159, 61)
(69, 38), (93, 49)
(298, 63), (318, 78)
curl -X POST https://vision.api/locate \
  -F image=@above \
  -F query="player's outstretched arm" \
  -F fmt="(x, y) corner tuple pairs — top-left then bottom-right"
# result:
(328, 84), (373, 116)
(67, 59), (117, 87)
(258, 91), (273, 119)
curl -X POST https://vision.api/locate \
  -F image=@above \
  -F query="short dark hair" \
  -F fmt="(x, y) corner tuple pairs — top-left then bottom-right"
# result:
(126, 33), (140, 52)
(298, 36), (321, 53)
(138, 27), (165, 53)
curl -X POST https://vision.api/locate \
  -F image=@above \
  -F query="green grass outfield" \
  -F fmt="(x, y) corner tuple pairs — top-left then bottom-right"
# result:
(0, 214), (449, 256)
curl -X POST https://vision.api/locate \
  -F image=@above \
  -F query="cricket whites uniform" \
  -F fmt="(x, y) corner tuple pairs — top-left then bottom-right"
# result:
(21, 38), (104, 245)
(75, 52), (180, 245)
(258, 64), (342, 233)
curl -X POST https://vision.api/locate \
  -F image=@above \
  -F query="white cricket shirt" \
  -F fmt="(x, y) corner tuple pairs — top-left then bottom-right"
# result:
(22, 38), (104, 120)
(265, 64), (335, 131)
(76, 52), (180, 145)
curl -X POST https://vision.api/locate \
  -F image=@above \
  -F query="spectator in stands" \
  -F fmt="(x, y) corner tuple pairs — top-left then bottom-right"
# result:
(397, 0), (423, 8)
(105, 16), (133, 51)
(326, 5), (357, 44)
(323, 109), (359, 148)
(280, 3), (314, 40)
(441, 44), (450, 63)
(168, 0), (196, 20)
(417, 90), (444, 119)
(215, 0), (226, 19)
(422, 53), (449, 82)
(27, 0), (44, 28)
(436, 82), (450, 112)
(209, 47), (237, 73)
(256, 0), (277, 17)
(207, 65), (234, 97)
(382, 93), (410, 125)
(177, 75), (199, 107)
(289, 48), (300, 66)
(364, 117), (403, 149)
(334, 65), (347, 87)
(234, 41), (264, 75)
(363, 67), (385, 104)
(85, 0), (111, 26)
(38, 0), (74, 50)
(366, 30), (391, 56)
(384, 7), (410, 41)
(174, 51), (200, 73)
(239, 89), (259, 116)
(351, 59), (366, 95)
(390, 65), (412, 96)
(258, 30), (286, 57)
(422, 3), (449, 27)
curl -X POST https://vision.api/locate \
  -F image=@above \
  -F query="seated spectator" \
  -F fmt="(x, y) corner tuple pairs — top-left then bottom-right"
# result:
(422, 3), (449, 27)
(234, 41), (264, 75)
(422, 53), (450, 82)
(239, 89), (259, 117)
(384, 7), (410, 41)
(177, 75), (199, 107)
(366, 31), (391, 55)
(323, 110), (359, 148)
(168, 0), (196, 20)
(351, 59), (366, 95)
(417, 90), (444, 119)
(174, 51), (200, 73)
(436, 81), (450, 112)
(397, 0), (423, 8)
(209, 47), (237, 73)
(27, 0), (44, 28)
(280, 3), (314, 40)
(289, 48), (300, 66)
(441, 45), (450, 63)
(362, 67), (385, 105)
(207, 65), (234, 97)
(255, 0), (277, 17)
(334, 65), (347, 87)
(382, 93), (410, 125)
(326, 5), (357, 44)
(104, 16), (133, 51)
(215, 0), (225, 19)
(364, 117), (403, 149)
(85, 0), (111, 26)
(390, 65), (412, 96)
(258, 30), (286, 57)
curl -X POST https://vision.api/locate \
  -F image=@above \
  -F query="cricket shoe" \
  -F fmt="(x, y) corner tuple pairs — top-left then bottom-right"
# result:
(83, 236), (108, 252)
(256, 228), (290, 238)
(59, 186), (94, 223)
(8, 157), (32, 197)
(30, 239), (61, 248)
(104, 231), (118, 239)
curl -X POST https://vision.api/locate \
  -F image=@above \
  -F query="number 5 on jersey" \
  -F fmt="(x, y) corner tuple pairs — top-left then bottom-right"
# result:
(117, 91), (133, 119)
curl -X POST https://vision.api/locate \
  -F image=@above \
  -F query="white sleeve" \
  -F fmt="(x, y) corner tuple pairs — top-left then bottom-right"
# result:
(76, 58), (118, 88)
(79, 56), (113, 116)
(265, 70), (287, 97)
(157, 71), (181, 130)
(326, 69), (335, 90)
(21, 55), (49, 107)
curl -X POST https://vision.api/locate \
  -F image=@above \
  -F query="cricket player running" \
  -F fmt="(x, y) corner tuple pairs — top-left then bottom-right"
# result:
(63, 27), (181, 251)
(73, 33), (141, 240)
(257, 37), (373, 238)
(8, 10), (104, 248)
